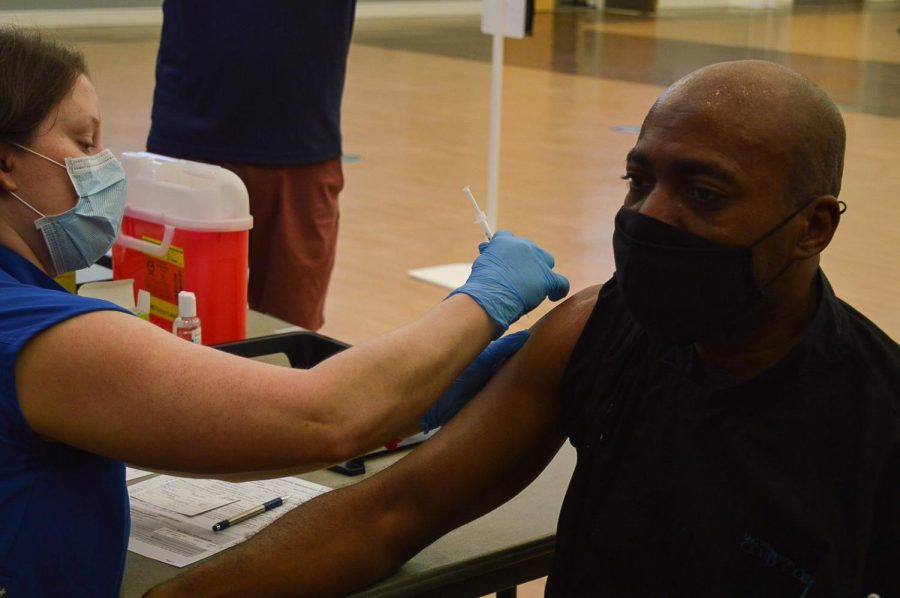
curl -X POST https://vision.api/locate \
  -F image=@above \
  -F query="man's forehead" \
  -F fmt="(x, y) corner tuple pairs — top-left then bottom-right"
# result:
(639, 101), (771, 156)
(638, 79), (796, 168)
(663, 60), (797, 100)
(652, 62), (800, 134)
(632, 61), (846, 202)
(629, 106), (796, 198)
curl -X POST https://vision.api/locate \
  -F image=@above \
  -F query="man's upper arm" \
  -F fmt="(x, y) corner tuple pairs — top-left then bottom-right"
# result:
(146, 286), (603, 597)
(373, 286), (601, 558)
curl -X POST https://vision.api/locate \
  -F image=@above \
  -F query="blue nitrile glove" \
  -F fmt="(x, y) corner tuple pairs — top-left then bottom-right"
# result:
(419, 330), (530, 433)
(448, 230), (569, 334)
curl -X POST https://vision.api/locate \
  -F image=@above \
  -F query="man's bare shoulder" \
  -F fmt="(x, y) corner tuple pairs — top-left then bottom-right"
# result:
(514, 285), (603, 388)
(530, 284), (602, 344)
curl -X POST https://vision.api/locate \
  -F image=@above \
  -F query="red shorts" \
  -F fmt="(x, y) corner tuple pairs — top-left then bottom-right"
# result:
(217, 159), (342, 331)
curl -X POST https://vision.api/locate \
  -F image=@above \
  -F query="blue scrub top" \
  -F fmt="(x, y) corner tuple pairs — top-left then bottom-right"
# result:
(0, 245), (131, 597)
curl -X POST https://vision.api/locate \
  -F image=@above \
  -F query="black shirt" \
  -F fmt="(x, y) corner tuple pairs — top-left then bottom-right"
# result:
(547, 272), (899, 597)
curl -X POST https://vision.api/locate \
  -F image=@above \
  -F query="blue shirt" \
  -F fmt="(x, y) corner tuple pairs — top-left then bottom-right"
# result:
(0, 245), (131, 597)
(147, 0), (356, 165)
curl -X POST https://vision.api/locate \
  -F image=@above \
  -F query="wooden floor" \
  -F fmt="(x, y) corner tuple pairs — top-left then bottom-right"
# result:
(33, 6), (900, 596)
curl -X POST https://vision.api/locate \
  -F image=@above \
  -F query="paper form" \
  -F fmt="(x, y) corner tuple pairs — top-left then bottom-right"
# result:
(129, 476), (241, 516)
(128, 475), (331, 567)
(125, 466), (154, 482)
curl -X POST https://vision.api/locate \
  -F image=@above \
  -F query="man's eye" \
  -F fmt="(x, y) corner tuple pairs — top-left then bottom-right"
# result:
(686, 186), (725, 205)
(621, 173), (647, 190)
(79, 141), (96, 152)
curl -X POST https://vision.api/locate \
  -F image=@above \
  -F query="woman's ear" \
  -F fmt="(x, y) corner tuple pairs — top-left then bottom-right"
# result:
(0, 142), (19, 193)
(793, 195), (841, 259)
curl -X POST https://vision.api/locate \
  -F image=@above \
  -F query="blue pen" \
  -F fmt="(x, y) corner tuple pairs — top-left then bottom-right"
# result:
(212, 495), (289, 532)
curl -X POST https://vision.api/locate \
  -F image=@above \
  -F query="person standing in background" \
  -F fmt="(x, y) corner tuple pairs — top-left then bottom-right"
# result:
(148, 1), (354, 330)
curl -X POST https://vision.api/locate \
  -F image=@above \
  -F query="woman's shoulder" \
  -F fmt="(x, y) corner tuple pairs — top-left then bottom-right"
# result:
(0, 276), (126, 351)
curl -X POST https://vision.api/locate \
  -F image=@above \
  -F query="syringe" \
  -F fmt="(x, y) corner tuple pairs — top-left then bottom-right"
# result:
(463, 186), (493, 241)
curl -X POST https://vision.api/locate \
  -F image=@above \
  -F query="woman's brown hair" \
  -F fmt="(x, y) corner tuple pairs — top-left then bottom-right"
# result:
(0, 28), (87, 145)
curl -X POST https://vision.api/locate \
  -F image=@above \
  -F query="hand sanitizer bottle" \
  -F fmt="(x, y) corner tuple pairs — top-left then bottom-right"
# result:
(173, 290), (202, 344)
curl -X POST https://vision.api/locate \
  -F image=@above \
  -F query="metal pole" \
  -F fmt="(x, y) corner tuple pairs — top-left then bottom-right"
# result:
(486, 2), (506, 232)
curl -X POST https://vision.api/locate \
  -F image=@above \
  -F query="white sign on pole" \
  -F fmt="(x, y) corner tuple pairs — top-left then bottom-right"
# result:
(481, 0), (529, 39)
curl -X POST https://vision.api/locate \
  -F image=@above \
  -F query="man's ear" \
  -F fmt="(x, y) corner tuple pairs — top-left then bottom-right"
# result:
(794, 195), (840, 259)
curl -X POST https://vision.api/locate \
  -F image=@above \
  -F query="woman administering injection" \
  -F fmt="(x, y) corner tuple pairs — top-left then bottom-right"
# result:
(0, 28), (568, 596)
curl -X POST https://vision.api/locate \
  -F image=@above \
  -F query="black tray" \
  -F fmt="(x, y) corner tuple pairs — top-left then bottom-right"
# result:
(214, 330), (349, 368)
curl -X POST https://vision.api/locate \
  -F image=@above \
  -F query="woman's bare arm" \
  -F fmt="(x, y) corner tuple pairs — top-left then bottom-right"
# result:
(16, 294), (495, 473)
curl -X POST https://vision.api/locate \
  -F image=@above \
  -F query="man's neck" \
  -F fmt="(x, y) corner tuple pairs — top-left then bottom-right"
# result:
(693, 272), (822, 382)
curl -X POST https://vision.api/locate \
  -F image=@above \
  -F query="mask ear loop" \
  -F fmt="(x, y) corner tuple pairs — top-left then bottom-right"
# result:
(5, 189), (47, 218)
(760, 198), (845, 291)
(7, 141), (66, 168)
(753, 196), (820, 292)
(750, 195), (819, 249)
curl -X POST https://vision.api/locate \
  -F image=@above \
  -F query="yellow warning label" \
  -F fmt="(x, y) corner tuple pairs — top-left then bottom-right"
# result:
(139, 235), (185, 323)
(142, 235), (185, 268)
(151, 296), (179, 323)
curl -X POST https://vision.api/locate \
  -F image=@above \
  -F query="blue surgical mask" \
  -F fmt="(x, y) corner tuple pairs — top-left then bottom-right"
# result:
(7, 144), (127, 275)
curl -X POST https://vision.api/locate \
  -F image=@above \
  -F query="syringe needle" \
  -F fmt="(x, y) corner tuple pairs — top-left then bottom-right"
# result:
(463, 186), (493, 241)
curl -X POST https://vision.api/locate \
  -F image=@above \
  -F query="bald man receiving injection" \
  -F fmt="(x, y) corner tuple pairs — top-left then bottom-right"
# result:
(149, 60), (899, 598)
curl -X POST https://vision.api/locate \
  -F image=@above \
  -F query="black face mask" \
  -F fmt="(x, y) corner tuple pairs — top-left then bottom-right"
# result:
(612, 200), (813, 346)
